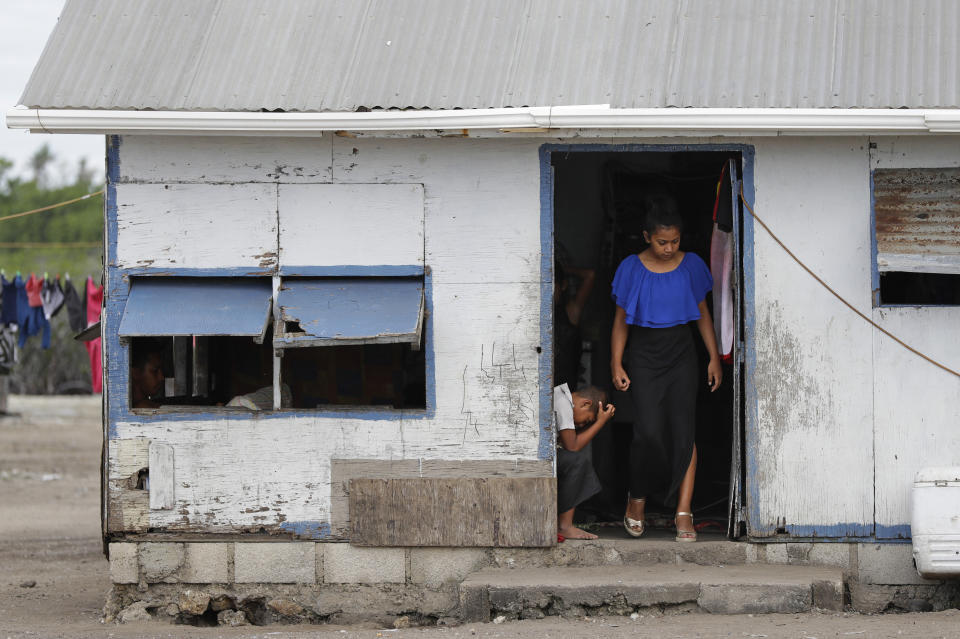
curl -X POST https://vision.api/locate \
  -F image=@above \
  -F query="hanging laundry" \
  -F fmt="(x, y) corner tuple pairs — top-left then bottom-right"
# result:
(62, 277), (86, 333)
(84, 276), (104, 393)
(711, 162), (735, 364)
(16, 276), (50, 349)
(40, 277), (65, 320)
(1, 274), (18, 326)
(25, 274), (43, 307)
(0, 326), (16, 374)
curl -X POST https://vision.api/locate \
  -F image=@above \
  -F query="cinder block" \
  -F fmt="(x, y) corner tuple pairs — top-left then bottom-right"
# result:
(699, 583), (811, 614)
(109, 542), (139, 584)
(763, 544), (789, 564)
(410, 548), (487, 586)
(812, 578), (844, 611)
(323, 545), (405, 584)
(235, 543), (316, 584)
(858, 543), (937, 585)
(459, 584), (491, 623)
(181, 543), (231, 583)
(140, 542), (184, 583)
(808, 543), (854, 571)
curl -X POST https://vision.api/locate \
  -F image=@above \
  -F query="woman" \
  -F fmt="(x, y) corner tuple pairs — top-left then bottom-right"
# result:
(610, 195), (722, 542)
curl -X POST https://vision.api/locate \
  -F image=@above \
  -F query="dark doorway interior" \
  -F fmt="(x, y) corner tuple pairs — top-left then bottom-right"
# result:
(552, 150), (742, 535)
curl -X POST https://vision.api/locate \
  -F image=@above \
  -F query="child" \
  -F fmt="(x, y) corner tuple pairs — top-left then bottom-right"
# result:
(554, 383), (615, 540)
(130, 339), (165, 408)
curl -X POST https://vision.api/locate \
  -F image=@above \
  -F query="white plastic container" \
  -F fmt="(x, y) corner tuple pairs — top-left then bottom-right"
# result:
(912, 466), (960, 578)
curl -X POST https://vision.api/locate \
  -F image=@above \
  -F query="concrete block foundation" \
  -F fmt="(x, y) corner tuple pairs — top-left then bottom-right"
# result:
(104, 537), (960, 626)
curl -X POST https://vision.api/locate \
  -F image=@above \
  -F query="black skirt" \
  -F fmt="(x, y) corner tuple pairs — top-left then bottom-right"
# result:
(624, 323), (698, 507)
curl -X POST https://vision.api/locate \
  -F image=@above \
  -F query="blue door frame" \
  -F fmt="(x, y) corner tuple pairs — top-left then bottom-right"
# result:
(538, 142), (757, 535)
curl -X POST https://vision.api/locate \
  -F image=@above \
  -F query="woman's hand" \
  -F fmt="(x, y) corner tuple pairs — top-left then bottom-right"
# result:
(707, 357), (723, 392)
(612, 364), (631, 391)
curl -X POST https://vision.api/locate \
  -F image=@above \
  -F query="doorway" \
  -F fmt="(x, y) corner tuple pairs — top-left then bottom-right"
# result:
(549, 146), (747, 538)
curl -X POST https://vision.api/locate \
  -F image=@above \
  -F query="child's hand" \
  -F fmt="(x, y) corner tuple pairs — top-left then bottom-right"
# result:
(597, 401), (615, 423)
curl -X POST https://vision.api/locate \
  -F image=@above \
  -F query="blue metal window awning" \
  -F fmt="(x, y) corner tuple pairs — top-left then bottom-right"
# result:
(119, 278), (273, 341)
(274, 277), (424, 348)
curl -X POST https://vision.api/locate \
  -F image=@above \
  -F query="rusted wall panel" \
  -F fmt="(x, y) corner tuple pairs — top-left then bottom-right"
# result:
(874, 168), (960, 273)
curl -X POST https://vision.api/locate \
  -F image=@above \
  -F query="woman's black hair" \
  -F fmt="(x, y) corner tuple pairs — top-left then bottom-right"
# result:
(643, 192), (683, 234)
(130, 337), (165, 370)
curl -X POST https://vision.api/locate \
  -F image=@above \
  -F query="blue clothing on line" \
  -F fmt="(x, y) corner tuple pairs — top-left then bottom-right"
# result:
(1, 275), (19, 325)
(611, 252), (713, 328)
(15, 277), (50, 349)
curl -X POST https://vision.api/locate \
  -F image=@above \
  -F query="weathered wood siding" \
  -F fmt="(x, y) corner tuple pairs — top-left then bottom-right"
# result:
(107, 135), (549, 538)
(279, 184), (425, 268)
(748, 137), (875, 537)
(106, 132), (960, 542)
(870, 137), (960, 539)
(349, 477), (556, 547)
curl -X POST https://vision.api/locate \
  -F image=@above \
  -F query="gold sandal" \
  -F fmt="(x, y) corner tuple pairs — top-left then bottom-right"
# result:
(623, 496), (646, 538)
(675, 511), (697, 543)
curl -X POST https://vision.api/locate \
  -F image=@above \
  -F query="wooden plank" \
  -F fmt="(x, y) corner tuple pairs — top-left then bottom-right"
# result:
(192, 337), (209, 396)
(172, 336), (189, 397)
(330, 137), (541, 285)
(349, 477), (555, 547)
(118, 135), (334, 184)
(149, 441), (176, 510)
(420, 459), (551, 478)
(329, 459), (420, 538)
(748, 138), (874, 537)
(115, 183), (278, 269)
(873, 306), (960, 537)
(278, 183), (424, 267)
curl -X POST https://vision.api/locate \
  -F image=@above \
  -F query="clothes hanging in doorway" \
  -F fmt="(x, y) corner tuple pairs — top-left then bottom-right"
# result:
(711, 164), (735, 364)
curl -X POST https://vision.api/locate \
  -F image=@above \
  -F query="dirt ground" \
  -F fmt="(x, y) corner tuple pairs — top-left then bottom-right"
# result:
(3, 395), (960, 639)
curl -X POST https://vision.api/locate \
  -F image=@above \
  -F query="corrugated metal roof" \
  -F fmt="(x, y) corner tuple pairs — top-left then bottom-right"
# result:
(19, 0), (960, 111)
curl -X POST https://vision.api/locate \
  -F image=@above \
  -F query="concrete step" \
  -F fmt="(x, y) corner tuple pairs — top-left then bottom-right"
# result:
(459, 564), (844, 621)
(489, 530), (853, 572)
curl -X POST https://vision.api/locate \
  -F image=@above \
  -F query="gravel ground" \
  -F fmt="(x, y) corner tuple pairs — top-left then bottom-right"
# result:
(2, 395), (960, 639)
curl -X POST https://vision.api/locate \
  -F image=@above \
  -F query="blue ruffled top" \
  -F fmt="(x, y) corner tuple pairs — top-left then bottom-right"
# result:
(611, 252), (713, 328)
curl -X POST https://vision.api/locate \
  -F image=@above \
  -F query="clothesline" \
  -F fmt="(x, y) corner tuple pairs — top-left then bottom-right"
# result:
(1, 272), (104, 391)
(0, 242), (101, 249)
(0, 190), (104, 223)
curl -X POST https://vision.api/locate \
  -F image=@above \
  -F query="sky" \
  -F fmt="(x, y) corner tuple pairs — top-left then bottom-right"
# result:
(1, 0), (102, 183)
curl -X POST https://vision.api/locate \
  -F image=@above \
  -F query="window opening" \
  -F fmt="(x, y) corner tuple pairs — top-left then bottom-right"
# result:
(125, 275), (428, 412)
(874, 167), (960, 306)
(129, 334), (274, 410)
(280, 337), (426, 409)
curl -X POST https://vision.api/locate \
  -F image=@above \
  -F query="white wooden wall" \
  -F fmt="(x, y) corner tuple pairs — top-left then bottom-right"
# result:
(748, 137), (876, 536)
(870, 137), (960, 537)
(110, 132), (960, 539)
(111, 135), (546, 534)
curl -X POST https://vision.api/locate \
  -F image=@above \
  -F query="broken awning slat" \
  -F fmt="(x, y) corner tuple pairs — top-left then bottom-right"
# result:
(119, 278), (272, 339)
(274, 277), (424, 348)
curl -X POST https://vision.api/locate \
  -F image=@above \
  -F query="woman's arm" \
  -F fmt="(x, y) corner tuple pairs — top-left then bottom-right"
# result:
(610, 306), (631, 391)
(559, 402), (616, 452)
(696, 299), (723, 392)
(565, 267), (596, 326)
